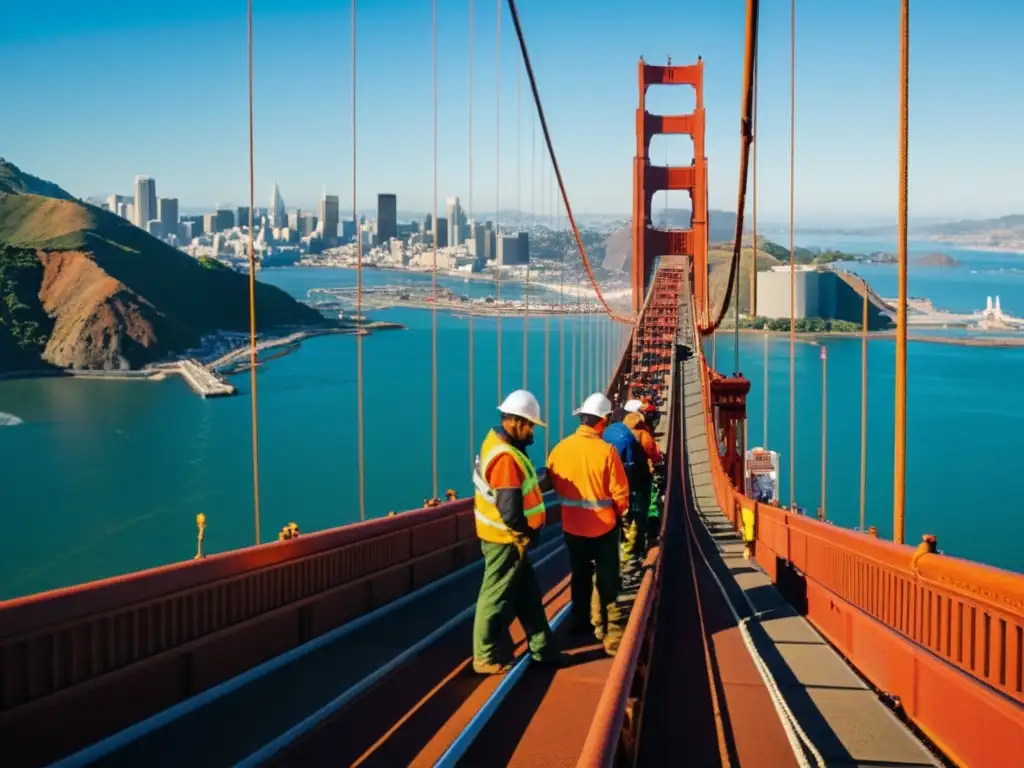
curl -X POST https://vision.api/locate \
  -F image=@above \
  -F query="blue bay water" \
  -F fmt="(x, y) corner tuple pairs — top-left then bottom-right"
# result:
(1, 241), (1022, 599)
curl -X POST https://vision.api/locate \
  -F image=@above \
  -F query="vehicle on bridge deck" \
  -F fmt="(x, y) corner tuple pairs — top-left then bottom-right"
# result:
(745, 447), (780, 504)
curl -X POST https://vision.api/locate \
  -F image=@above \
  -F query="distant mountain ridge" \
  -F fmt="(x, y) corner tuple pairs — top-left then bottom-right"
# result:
(0, 159), (326, 372)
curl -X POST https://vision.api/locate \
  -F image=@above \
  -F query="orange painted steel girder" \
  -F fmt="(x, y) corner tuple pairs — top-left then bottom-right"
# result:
(632, 60), (708, 318)
(709, 372), (751, 489)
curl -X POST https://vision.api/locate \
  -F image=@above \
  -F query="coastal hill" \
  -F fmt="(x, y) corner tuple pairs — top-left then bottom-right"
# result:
(799, 213), (1024, 250)
(918, 214), (1024, 237)
(601, 208), (739, 272)
(0, 158), (76, 200)
(0, 166), (327, 372)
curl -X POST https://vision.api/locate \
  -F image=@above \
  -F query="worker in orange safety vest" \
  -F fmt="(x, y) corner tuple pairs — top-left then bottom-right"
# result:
(547, 392), (630, 656)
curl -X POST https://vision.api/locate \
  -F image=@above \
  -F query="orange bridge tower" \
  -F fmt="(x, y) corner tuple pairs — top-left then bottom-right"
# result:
(632, 58), (708, 319)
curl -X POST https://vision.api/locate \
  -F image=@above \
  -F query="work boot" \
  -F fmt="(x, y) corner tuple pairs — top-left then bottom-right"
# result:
(603, 635), (620, 657)
(532, 650), (573, 667)
(473, 659), (513, 675)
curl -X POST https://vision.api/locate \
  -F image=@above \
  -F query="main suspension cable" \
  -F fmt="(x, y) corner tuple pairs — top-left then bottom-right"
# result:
(431, 0), (439, 499)
(505, 0), (631, 325)
(467, 0), (476, 468)
(702, 0), (760, 335)
(246, 0), (262, 543)
(353, 0), (366, 522)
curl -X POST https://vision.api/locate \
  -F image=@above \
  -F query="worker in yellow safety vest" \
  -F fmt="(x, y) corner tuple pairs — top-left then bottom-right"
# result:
(547, 392), (630, 656)
(471, 389), (572, 675)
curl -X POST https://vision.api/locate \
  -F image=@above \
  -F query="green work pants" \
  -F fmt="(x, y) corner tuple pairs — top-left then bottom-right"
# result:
(564, 529), (624, 644)
(621, 483), (651, 571)
(472, 540), (554, 665)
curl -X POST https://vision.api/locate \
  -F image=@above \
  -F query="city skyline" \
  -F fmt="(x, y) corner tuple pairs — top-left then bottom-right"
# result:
(3, 0), (1022, 222)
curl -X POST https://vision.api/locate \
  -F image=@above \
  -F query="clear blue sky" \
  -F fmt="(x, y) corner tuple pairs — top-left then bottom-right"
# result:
(1, 0), (1020, 224)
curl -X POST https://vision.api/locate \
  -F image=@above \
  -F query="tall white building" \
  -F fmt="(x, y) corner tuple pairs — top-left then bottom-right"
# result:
(270, 183), (287, 229)
(133, 176), (156, 229)
(445, 196), (464, 247)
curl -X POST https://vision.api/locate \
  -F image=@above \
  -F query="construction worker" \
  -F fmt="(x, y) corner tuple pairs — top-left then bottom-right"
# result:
(472, 389), (570, 675)
(609, 399), (663, 579)
(547, 392), (629, 656)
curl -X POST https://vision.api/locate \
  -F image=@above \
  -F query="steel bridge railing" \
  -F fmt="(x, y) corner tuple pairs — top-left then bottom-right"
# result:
(690, 295), (1024, 768)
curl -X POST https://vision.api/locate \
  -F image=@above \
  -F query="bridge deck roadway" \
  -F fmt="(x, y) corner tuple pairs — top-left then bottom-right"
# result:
(270, 552), (578, 766)
(677, 293), (942, 767)
(88, 531), (568, 767)
(276, 394), (676, 766)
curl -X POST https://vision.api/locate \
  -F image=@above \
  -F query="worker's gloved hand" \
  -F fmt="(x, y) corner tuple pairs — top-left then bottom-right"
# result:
(512, 536), (528, 559)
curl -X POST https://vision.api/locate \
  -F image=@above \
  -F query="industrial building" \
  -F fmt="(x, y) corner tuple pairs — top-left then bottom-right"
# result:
(756, 265), (891, 329)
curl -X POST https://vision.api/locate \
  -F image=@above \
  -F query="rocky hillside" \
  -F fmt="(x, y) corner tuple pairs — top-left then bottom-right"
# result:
(0, 189), (327, 372)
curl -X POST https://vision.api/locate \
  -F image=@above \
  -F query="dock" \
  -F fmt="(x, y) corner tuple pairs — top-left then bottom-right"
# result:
(178, 359), (235, 397)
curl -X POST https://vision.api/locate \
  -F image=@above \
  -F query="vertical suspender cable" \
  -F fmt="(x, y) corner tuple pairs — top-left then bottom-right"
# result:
(788, 0), (796, 511)
(520, 66), (528, 391)
(573, 286), (581, 411)
(431, 0), (439, 500)
(516, 62), (521, 234)
(246, 0), (262, 543)
(352, 0), (366, 522)
(577, 285), (584, 401)
(733, 236), (740, 374)
(750, 59), (758, 318)
(558, 190), (566, 437)
(544, 311), (550, 458)
(495, 0), (503, 402)
(468, 0), (475, 468)
(587, 303), (593, 393)
(859, 290), (868, 532)
(763, 328), (769, 447)
(820, 346), (827, 519)
(523, 80), (532, 390)
(893, 0), (909, 544)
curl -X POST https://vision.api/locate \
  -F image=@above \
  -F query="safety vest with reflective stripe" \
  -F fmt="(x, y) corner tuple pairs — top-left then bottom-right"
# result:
(473, 429), (547, 544)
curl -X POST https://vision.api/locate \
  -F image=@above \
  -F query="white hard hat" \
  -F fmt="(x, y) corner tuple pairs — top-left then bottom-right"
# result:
(497, 389), (547, 427)
(623, 399), (643, 413)
(573, 392), (613, 418)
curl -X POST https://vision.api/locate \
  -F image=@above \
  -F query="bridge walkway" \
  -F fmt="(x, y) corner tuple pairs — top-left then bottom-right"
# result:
(446, 445), (675, 765)
(273, 350), (677, 766)
(632, 269), (800, 766)
(677, 298), (942, 767)
(79, 530), (568, 768)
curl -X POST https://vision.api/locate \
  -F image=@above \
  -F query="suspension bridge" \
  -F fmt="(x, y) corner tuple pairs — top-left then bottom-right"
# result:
(1, 1), (1022, 767)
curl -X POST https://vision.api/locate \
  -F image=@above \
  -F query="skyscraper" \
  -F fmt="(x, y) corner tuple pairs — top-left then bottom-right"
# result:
(236, 207), (251, 230)
(434, 217), (449, 248)
(157, 198), (178, 239)
(377, 194), (398, 243)
(445, 196), (464, 247)
(133, 176), (156, 229)
(270, 183), (286, 229)
(320, 194), (340, 242)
